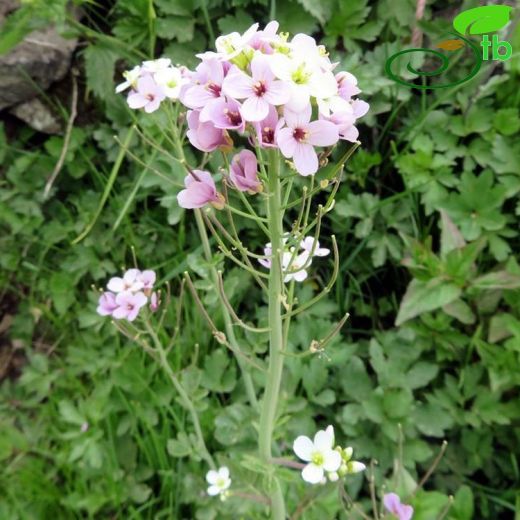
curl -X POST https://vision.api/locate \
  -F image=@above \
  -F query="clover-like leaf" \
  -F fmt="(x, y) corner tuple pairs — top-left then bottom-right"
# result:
(453, 5), (512, 35)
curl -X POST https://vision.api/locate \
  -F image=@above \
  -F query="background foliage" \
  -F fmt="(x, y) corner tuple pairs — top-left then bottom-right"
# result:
(1, 0), (519, 518)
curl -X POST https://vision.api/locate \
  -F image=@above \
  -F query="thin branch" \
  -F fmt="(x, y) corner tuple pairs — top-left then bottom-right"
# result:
(43, 72), (78, 199)
(217, 271), (269, 333)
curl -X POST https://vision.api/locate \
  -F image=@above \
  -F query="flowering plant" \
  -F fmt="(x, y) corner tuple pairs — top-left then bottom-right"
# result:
(98, 20), (375, 518)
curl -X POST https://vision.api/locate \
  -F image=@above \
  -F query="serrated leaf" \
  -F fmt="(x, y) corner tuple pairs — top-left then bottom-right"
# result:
(396, 278), (461, 326)
(84, 45), (119, 101)
(296, 0), (334, 24)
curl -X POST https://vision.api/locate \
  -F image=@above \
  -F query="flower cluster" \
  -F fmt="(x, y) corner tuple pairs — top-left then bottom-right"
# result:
(116, 58), (189, 113)
(205, 466), (231, 500)
(96, 268), (158, 321)
(117, 21), (368, 177)
(259, 235), (330, 283)
(384, 493), (414, 520)
(293, 425), (365, 484)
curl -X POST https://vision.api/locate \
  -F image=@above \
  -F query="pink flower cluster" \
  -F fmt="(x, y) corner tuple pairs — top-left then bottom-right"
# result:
(178, 21), (368, 176)
(117, 21), (369, 181)
(116, 58), (189, 113)
(96, 269), (158, 322)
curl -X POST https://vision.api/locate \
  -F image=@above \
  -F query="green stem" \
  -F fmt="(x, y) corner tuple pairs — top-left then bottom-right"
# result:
(170, 114), (258, 409)
(258, 149), (286, 519)
(194, 210), (259, 409)
(144, 321), (215, 469)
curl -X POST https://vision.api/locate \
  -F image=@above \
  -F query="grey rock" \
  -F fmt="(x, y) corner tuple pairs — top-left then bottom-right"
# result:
(0, 9), (78, 110)
(9, 97), (62, 134)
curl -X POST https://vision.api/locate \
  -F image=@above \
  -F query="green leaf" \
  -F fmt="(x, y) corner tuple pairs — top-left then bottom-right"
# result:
(58, 400), (85, 425)
(493, 108), (520, 136)
(83, 45), (119, 101)
(395, 278), (462, 326)
(471, 271), (520, 290)
(156, 16), (195, 42)
(406, 362), (439, 389)
(439, 210), (465, 257)
(167, 433), (192, 457)
(453, 5), (513, 35)
(450, 485), (474, 520)
(154, 0), (195, 16)
(413, 402), (453, 437)
(296, 0), (335, 25)
(217, 10), (255, 35)
(200, 350), (237, 393)
(49, 272), (75, 315)
(443, 299), (476, 325)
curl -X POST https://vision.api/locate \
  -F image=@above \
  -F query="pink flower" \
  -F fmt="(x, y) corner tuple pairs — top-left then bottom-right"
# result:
(150, 291), (160, 312)
(222, 55), (290, 121)
(186, 110), (231, 152)
(301, 237), (330, 257)
(107, 269), (144, 293)
(230, 150), (261, 193)
(323, 110), (357, 142)
(252, 105), (283, 148)
(352, 99), (369, 119)
(139, 270), (156, 291)
(201, 97), (245, 131)
(177, 170), (225, 210)
(248, 20), (280, 54)
(112, 291), (148, 322)
(97, 292), (118, 316)
(383, 493), (414, 520)
(127, 76), (166, 113)
(336, 71), (361, 101)
(277, 105), (339, 176)
(181, 59), (226, 117)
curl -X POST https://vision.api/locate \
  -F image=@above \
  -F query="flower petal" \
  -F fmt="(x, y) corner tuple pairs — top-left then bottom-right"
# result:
(207, 484), (221, 496)
(323, 449), (341, 472)
(384, 493), (401, 513)
(301, 463), (324, 484)
(206, 470), (219, 484)
(277, 128), (297, 158)
(314, 428), (334, 451)
(293, 143), (318, 176)
(293, 435), (314, 461)
(241, 95), (269, 122)
(307, 120), (339, 147)
(222, 71), (253, 100)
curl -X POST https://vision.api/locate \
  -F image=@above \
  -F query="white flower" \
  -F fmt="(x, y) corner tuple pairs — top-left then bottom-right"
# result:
(293, 425), (342, 484)
(206, 466), (231, 497)
(107, 268), (144, 293)
(142, 58), (172, 73)
(115, 65), (142, 93)
(268, 53), (337, 112)
(283, 250), (311, 283)
(300, 237), (330, 257)
(197, 23), (259, 61)
(154, 67), (186, 99)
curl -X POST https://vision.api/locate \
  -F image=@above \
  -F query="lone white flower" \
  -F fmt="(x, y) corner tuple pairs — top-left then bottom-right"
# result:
(293, 425), (342, 484)
(206, 466), (231, 498)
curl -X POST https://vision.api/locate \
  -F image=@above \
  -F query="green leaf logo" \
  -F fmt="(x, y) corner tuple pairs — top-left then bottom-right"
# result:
(453, 5), (513, 35)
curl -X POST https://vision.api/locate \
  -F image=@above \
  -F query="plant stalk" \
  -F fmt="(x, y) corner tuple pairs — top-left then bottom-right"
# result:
(258, 149), (286, 519)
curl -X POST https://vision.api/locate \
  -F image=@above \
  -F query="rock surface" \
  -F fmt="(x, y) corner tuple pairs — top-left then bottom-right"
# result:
(0, 3), (78, 111)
